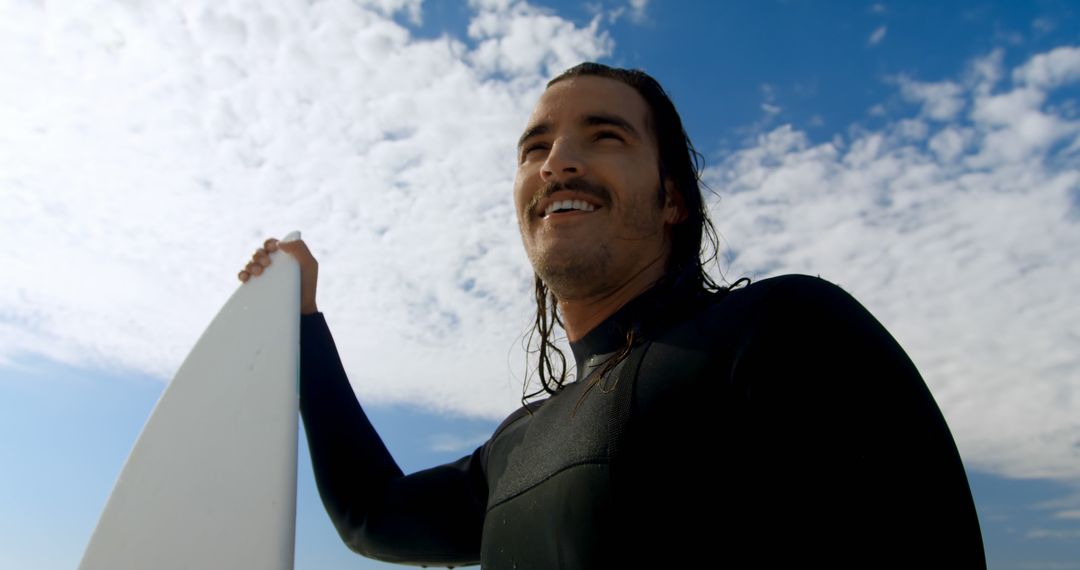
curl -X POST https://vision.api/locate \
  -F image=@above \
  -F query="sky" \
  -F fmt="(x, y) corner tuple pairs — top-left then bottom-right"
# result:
(1, 0), (1078, 568)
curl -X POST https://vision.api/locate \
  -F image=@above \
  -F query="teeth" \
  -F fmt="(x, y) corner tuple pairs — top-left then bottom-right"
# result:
(544, 199), (597, 216)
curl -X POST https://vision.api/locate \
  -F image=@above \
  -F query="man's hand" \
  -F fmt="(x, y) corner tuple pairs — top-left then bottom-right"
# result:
(238, 236), (320, 316)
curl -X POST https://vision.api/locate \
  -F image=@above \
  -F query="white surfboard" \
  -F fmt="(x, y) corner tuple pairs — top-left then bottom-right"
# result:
(80, 231), (303, 570)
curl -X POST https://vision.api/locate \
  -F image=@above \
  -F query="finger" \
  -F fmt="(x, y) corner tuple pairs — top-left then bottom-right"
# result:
(264, 238), (278, 252)
(255, 248), (270, 266)
(246, 261), (263, 275)
(238, 270), (249, 282)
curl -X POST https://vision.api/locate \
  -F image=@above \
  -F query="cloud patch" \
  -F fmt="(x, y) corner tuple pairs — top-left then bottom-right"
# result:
(0, 0), (610, 417)
(868, 25), (887, 46)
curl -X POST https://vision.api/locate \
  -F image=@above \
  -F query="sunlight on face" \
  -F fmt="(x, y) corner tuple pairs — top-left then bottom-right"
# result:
(513, 75), (680, 300)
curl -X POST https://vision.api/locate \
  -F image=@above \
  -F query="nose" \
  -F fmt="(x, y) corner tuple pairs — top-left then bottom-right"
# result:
(540, 138), (586, 183)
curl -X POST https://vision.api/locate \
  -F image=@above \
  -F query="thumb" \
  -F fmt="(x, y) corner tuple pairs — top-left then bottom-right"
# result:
(276, 240), (303, 256)
(275, 238), (316, 265)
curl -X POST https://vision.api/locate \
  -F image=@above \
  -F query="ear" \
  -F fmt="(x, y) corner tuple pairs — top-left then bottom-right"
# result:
(662, 178), (687, 225)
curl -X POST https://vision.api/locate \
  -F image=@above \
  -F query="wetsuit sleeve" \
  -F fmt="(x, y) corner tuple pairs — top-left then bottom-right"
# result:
(299, 312), (487, 567)
(731, 275), (986, 567)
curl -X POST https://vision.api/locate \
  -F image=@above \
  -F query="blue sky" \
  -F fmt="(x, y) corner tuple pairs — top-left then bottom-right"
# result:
(1, 0), (1079, 568)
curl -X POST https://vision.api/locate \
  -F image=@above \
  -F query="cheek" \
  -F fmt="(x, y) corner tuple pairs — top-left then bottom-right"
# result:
(512, 181), (526, 214)
(513, 171), (534, 212)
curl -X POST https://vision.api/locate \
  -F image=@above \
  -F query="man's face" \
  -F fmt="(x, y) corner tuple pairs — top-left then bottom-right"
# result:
(514, 75), (683, 300)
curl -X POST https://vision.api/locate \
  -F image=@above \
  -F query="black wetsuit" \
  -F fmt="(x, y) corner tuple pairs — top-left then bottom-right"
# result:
(298, 274), (987, 568)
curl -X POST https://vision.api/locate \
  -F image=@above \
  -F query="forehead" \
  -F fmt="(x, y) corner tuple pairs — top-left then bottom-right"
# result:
(526, 75), (651, 137)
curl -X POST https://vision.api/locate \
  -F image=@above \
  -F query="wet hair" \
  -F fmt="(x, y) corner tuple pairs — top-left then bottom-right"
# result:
(520, 62), (750, 412)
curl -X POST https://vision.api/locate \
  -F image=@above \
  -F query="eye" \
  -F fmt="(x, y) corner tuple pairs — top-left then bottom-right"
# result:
(519, 132), (623, 163)
(595, 130), (624, 142)
(520, 143), (548, 163)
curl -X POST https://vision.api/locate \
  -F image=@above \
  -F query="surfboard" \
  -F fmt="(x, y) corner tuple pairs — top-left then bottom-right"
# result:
(80, 231), (303, 570)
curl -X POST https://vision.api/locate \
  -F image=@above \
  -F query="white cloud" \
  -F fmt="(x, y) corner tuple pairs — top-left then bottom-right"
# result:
(357, 0), (424, 26)
(968, 47), (1005, 96)
(0, 0), (611, 419)
(1033, 490), (1080, 521)
(895, 75), (966, 120)
(707, 46), (1080, 484)
(967, 86), (1070, 166)
(597, 0), (648, 25)
(1013, 45), (1080, 90)
(628, 0), (648, 23)
(466, 0), (613, 79)
(868, 25), (887, 46)
(1024, 528), (1080, 540)
(927, 126), (973, 162)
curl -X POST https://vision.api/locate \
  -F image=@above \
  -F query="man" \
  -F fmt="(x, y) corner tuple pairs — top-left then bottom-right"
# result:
(239, 62), (987, 568)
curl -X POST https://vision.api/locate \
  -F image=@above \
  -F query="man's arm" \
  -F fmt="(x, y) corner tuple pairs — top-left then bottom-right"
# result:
(299, 312), (487, 566)
(730, 275), (986, 567)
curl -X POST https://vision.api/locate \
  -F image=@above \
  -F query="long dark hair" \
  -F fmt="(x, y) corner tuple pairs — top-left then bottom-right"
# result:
(520, 62), (749, 411)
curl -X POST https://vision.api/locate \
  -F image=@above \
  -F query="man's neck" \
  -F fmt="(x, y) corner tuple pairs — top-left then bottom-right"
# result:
(557, 258), (668, 343)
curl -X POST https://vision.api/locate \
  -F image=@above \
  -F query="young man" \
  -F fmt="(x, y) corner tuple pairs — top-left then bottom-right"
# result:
(241, 63), (987, 568)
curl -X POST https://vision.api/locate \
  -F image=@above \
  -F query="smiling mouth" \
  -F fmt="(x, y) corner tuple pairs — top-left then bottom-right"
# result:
(541, 199), (601, 218)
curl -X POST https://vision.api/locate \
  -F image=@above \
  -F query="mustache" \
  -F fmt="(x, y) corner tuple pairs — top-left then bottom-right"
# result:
(527, 178), (612, 215)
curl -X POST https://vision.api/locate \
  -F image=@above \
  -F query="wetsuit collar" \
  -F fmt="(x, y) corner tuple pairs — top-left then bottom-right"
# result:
(567, 282), (676, 382)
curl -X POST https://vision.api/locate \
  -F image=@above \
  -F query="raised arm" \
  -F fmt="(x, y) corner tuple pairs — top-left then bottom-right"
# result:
(299, 312), (487, 566)
(730, 275), (986, 567)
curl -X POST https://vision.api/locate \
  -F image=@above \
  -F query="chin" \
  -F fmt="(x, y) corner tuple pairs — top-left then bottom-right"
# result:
(532, 248), (612, 300)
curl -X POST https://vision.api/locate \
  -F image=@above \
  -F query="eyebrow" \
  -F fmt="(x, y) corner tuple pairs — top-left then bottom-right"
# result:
(517, 112), (642, 152)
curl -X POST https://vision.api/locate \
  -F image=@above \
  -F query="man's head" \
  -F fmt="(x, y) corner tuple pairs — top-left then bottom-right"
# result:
(515, 62), (715, 301)
(514, 72), (683, 301)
